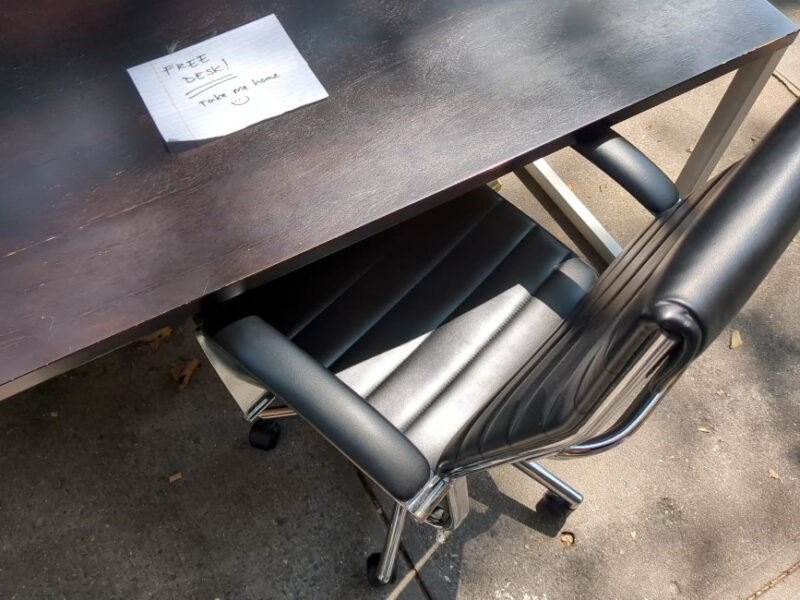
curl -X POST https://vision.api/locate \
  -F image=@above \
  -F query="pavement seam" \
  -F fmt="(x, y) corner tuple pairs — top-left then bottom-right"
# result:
(744, 556), (800, 600)
(354, 469), (435, 600)
(772, 70), (800, 98)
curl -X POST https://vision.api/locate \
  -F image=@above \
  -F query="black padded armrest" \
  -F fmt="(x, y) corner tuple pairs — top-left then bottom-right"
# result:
(214, 316), (431, 501)
(573, 127), (680, 214)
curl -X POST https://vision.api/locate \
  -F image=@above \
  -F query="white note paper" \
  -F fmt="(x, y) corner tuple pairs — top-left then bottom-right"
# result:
(127, 14), (328, 143)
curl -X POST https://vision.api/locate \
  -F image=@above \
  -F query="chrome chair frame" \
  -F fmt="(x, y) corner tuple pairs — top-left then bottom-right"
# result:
(197, 326), (678, 584)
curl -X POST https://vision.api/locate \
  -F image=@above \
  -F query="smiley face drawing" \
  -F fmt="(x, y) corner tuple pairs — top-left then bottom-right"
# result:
(231, 96), (250, 106)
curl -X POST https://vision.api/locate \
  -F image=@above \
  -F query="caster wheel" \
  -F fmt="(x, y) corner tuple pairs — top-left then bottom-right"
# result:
(542, 491), (575, 515)
(249, 419), (281, 451)
(366, 552), (396, 587)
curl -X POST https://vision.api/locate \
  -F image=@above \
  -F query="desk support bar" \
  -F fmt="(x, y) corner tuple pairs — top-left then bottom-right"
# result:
(676, 48), (786, 197)
(522, 159), (622, 264)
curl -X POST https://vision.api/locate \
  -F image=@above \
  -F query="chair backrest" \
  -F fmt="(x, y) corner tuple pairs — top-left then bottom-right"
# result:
(441, 99), (800, 474)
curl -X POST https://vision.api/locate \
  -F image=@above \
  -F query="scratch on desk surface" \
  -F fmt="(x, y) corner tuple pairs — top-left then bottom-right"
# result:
(80, 182), (207, 230)
(0, 336), (25, 352)
(4, 236), (59, 258)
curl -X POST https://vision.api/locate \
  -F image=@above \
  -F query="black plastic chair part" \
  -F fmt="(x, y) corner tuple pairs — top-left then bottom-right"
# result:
(573, 126), (680, 214)
(197, 98), (800, 586)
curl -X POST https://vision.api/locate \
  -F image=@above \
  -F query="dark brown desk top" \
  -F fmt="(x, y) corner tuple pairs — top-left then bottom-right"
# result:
(0, 0), (796, 399)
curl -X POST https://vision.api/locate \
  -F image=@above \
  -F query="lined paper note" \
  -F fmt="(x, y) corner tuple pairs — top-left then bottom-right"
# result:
(127, 14), (328, 143)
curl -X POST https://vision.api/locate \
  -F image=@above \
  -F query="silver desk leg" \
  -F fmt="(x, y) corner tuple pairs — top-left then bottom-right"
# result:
(522, 49), (784, 262)
(676, 49), (787, 197)
(523, 159), (622, 265)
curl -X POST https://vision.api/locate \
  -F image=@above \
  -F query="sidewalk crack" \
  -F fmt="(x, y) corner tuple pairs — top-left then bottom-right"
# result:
(772, 69), (800, 98)
(745, 555), (800, 600)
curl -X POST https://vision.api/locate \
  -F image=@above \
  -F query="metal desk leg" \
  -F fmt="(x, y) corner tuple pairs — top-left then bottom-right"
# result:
(676, 49), (787, 197)
(521, 49), (784, 265)
(522, 159), (622, 265)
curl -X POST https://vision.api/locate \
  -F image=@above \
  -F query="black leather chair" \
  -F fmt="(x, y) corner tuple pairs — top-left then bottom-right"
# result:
(196, 99), (800, 586)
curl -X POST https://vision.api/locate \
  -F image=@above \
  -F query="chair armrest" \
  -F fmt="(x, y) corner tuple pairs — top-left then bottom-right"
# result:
(213, 316), (431, 501)
(573, 127), (680, 214)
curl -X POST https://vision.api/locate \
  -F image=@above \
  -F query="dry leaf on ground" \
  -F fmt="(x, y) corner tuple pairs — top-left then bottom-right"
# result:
(715, 389), (726, 397)
(730, 329), (743, 349)
(560, 532), (575, 547)
(697, 427), (713, 434)
(171, 359), (200, 391)
(168, 472), (183, 484)
(768, 469), (781, 481)
(139, 326), (174, 351)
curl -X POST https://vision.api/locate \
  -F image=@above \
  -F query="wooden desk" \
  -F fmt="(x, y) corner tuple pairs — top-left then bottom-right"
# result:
(1, 0), (796, 400)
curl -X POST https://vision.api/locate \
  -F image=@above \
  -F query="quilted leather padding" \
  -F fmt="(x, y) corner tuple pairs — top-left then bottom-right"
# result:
(213, 186), (597, 469)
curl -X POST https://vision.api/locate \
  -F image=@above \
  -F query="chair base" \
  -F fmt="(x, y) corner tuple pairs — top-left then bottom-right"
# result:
(369, 504), (407, 586)
(249, 419), (281, 451)
(541, 491), (577, 516)
(514, 459), (584, 510)
(366, 552), (396, 587)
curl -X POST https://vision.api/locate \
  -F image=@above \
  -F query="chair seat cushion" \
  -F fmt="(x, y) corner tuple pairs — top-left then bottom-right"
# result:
(214, 186), (597, 469)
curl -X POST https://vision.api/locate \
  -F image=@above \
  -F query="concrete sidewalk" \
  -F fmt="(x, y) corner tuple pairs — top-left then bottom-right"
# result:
(1, 10), (798, 600)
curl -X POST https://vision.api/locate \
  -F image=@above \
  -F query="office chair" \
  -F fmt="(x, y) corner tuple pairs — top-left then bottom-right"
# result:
(196, 98), (800, 586)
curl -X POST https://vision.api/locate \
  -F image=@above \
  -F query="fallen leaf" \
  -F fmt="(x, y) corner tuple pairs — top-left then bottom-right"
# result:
(171, 359), (200, 391)
(488, 180), (502, 192)
(768, 469), (781, 481)
(560, 532), (575, 547)
(698, 427), (713, 434)
(715, 389), (726, 397)
(139, 326), (174, 351)
(730, 329), (743, 349)
(631, 531), (637, 540)
(168, 472), (183, 484)
(686, 145), (694, 153)
(568, 183), (577, 193)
